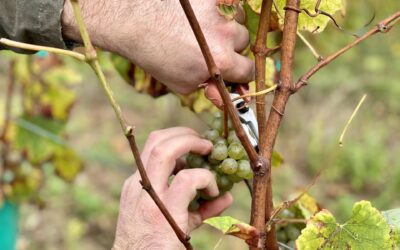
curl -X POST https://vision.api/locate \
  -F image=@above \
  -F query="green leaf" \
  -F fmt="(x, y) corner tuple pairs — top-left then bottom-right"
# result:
(53, 148), (83, 182)
(204, 216), (242, 234)
(273, 0), (344, 33)
(244, 3), (260, 43)
(297, 201), (394, 250)
(217, 4), (238, 20)
(9, 115), (66, 164)
(272, 151), (284, 167)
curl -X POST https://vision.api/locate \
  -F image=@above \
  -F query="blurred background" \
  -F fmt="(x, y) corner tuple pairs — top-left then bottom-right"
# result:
(0, 0), (399, 249)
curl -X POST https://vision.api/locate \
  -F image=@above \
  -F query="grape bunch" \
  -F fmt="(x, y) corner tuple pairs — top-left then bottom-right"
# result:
(276, 209), (304, 249)
(186, 113), (253, 202)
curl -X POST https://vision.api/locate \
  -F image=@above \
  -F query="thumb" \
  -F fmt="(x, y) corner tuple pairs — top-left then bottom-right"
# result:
(204, 80), (251, 109)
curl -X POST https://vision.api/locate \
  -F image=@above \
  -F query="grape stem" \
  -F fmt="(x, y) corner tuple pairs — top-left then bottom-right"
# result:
(0, 38), (86, 61)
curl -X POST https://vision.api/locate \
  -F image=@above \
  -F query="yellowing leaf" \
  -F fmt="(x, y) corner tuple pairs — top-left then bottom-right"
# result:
(40, 84), (76, 121)
(54, 148), (83, 182)
(247, 0), (262, 13)
(297, 201), (394, 250)
(297, 193), (320, 219)
(273, 0), (344, 33)
(180, 89), (218, 114)
(42, 67), (82, 86)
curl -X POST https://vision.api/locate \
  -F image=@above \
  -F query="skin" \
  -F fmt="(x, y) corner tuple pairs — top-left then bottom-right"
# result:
(112, 128), (233, 249)
(62, 0), (253, 107)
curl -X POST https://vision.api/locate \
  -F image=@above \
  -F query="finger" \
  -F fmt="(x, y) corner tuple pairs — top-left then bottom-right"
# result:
(187, 192), (233, 231)
(165, 169), (219, 213)
(236, 84), (251, 103)
(198, 192), (233, 220)
(204, 81), (251, 109)
(234, 23), (250, 53)
(221, 53), (255, 83)
(204, 81), (223, 109)
(141, 127), (198, 165)
(146, 135), (213, 192)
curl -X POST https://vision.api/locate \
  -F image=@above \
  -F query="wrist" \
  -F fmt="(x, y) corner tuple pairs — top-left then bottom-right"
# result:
(61, 0), (114, 50)
(113, 234), (183, 250)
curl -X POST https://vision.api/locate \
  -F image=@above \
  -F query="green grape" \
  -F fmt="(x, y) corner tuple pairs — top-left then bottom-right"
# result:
(187, 153), (205, 168)
(188, 200), (200, 211)
(287, 240), (295, 249)
(277, 229), (288, 243)
(199, 190), (216, 200)
(286, 225), (301, 241)
(217, 174), (233, 192)
(237, 160), (253, 179)
(228, 142), (246, 160)
(207, 154), (221, 165)
(211, 118), (223, 132)
(201, 162), (213, 171)
(211, 144), (228, 161)
(214, 137), (228, 146)
(227, 130), (240, 144)
(281, 209), (295, 219)
(219, 158), (238, 175)
(203, 129), (220, 142)
(227, 174), (242, 183)
(213, 112), (222, 119)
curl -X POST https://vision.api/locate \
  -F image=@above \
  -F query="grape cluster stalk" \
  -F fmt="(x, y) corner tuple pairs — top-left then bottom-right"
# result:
(186, 113), (253, 209)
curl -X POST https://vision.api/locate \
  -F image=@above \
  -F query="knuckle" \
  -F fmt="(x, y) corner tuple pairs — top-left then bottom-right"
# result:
(174, 171), (193, 186)
(149, 145), (169, 160)
(215, 53), (233, 72)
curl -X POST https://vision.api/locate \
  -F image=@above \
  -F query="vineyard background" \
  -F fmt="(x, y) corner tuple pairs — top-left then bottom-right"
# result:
(0, 0), (399, 249)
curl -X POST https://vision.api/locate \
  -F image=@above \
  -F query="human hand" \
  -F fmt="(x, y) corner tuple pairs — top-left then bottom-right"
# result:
(112, 127), (233, 250)
(62, 0), (253, 101)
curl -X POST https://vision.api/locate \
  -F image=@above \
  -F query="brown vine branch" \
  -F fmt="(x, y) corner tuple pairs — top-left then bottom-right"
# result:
(261, 1), (300, 248)
(68, 0), (192, 248)
(250, 0), (278, 249)
(178, 0), (260, 167)
(294, 11), (400, 91)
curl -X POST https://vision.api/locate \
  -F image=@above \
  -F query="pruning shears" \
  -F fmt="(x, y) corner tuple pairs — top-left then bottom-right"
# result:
(229, 92), (259, 148)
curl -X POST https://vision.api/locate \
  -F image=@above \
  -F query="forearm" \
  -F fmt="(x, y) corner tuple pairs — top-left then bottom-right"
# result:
(0, 0), (67, 53)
